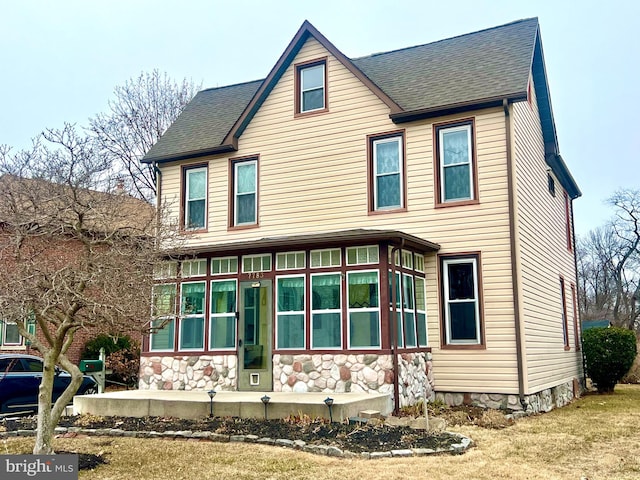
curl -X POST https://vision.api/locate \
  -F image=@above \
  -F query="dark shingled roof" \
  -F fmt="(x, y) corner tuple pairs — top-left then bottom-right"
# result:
(351, 18), (537, 112)
(143, 19), (539, 165)
(143, 80), (261, 162)
(146, 18), (587, 200)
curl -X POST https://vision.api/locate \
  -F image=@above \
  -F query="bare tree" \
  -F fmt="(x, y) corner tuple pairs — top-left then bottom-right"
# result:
(88, 70), (200, 202)
(577, 189), (640, 331)
(0, 124), (179, 454)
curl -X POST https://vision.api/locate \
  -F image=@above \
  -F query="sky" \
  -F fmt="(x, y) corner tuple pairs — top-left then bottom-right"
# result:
(1, 0), (638, 237)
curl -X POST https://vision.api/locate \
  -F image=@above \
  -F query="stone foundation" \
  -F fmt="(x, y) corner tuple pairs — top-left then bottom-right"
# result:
(397, 352), (435, 408)
(139, 351), (435, 409)
(273, 352), (434, 409)
(139, 355), (237, 391)
(435, 379), (581, 413)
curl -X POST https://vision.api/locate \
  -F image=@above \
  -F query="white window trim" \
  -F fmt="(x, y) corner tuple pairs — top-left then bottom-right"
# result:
(184, 167), (207, 230)
(415, 276), (428, 346)
(275, 274), (306, 350)
(310, 273), (343, 350)
(402, 273), (417, 348)
(439, 124), (474, 203)
(178, 281), (206, 351)
(346, 270), (381, 349)
(443, 257), (481, 345)
(373, 136), (403, 211)
(149, 317), (176, 352)
(310, 248), (341, 268)
(242, 254), (272, 273)
(276, 251), (306, 271)
(234, 159), (257, 226)
(211, 256), (239, 276)
(181, 259), (208, 278)
(1, 321), (23, 347)
(300, 63), (325, 113)
(209, 279), (237, 351)
(346, 245), (379, 266)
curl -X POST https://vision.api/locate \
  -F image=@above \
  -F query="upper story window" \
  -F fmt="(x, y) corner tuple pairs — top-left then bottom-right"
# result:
(295, 59), (327, 114)
(183, 166), (207, 230)
(231, 157), (258, 227)
(564, 191), (573, 252)
(435, 120), (477, 206)
(369, 132), (405, 212)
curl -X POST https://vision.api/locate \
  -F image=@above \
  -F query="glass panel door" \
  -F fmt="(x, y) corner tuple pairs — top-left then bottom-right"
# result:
(238, 280), (272, 391)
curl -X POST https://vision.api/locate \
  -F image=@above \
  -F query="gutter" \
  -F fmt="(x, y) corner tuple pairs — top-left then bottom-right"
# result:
(503, 99), (527, 407)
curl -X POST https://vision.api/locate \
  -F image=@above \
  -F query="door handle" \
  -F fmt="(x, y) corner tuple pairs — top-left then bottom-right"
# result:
(238, 339), (243, 347)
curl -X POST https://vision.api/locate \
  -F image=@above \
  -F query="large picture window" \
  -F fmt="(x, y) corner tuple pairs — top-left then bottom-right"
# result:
(348, 271), (381, 348)
(369, 133), (404, 211)
(232, 158), (258, 226)
(210, 280), (237, 350)
(183, 166), (207, 229)
(441, 255), (482, 345)
(311, 274), (342, 349)
(276, 276), (305, 349)
(435, 120), (476, 205)
(179, 282), (205, 350)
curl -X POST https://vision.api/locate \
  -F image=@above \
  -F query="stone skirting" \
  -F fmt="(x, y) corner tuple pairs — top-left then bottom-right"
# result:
(273, 352), (434, 409)
(139, 352), (435, 410)
(435, 379), (581, 413)
(139, 355), (237, 391)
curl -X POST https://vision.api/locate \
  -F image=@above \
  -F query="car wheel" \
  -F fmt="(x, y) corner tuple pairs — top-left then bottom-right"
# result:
(83, 386), (98, 395)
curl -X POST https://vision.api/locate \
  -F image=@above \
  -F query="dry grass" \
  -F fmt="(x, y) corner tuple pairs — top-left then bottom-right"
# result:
(3, 385), (640, 480)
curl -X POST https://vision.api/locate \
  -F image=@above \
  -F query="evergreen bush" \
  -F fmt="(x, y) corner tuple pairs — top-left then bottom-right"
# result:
(583, 327), (637, 393)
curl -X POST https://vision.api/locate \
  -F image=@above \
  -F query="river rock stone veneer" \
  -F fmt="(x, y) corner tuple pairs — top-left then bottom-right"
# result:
(139, 352), (435, 409)
(435, 379), (579, 413)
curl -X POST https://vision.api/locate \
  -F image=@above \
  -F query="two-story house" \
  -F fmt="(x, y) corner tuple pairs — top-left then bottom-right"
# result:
(140, 18), (582, 414)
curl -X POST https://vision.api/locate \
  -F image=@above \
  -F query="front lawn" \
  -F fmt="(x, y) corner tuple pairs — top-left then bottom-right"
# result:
(3, 385), (640, 479)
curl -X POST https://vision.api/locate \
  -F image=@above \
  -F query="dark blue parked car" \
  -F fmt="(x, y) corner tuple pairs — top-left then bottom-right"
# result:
(0, 354), (98, 415)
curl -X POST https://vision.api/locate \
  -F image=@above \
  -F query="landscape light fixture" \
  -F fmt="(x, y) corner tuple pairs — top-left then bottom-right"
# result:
(208, 390), (216, 417)
(261, 394), (271, 420)
(324, 397), (334, 423)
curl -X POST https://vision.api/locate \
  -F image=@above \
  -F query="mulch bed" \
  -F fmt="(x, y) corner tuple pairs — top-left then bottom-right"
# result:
(3, 414), (463, 455)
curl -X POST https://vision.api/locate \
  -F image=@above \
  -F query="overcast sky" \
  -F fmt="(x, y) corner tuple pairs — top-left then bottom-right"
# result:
(1, 0), (638, 236)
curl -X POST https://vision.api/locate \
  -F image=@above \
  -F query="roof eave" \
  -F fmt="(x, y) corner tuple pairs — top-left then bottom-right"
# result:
(166, 229), (440, 257)
(141, 143), (237, 165)
(389, 93), (526, 123)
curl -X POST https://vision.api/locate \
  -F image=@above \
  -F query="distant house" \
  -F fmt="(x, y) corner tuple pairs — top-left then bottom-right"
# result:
(581, 320), (611, 331)
(0, 175), (149, 364)
(140, 18), (583, 413)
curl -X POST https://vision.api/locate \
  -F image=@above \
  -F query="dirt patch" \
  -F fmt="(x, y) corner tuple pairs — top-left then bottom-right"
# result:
(57, 450), (108, 471)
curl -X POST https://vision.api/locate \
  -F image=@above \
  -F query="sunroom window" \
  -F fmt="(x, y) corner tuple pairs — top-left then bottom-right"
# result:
(347, 271), (380, 348)
(276, 276), (305, 349)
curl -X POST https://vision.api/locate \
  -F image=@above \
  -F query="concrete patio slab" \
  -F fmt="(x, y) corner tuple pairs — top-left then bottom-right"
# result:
(73, 390), (392, 421)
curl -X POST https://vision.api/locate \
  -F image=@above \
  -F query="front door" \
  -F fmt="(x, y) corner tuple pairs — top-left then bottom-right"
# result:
(237, 280), (273, 391)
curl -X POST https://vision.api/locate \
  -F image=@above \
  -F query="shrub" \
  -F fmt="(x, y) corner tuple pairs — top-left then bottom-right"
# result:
(583, 327), (638, 393)
(82, 334), (132, 359)
(81, 334), (139, 388)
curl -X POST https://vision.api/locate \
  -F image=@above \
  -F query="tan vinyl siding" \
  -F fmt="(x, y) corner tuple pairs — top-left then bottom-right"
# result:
(159, 37), (519, 393)
(513, 79), (582, 394)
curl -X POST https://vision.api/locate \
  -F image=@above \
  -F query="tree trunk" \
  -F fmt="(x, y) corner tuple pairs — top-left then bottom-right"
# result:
(33, 353), (84, 454)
